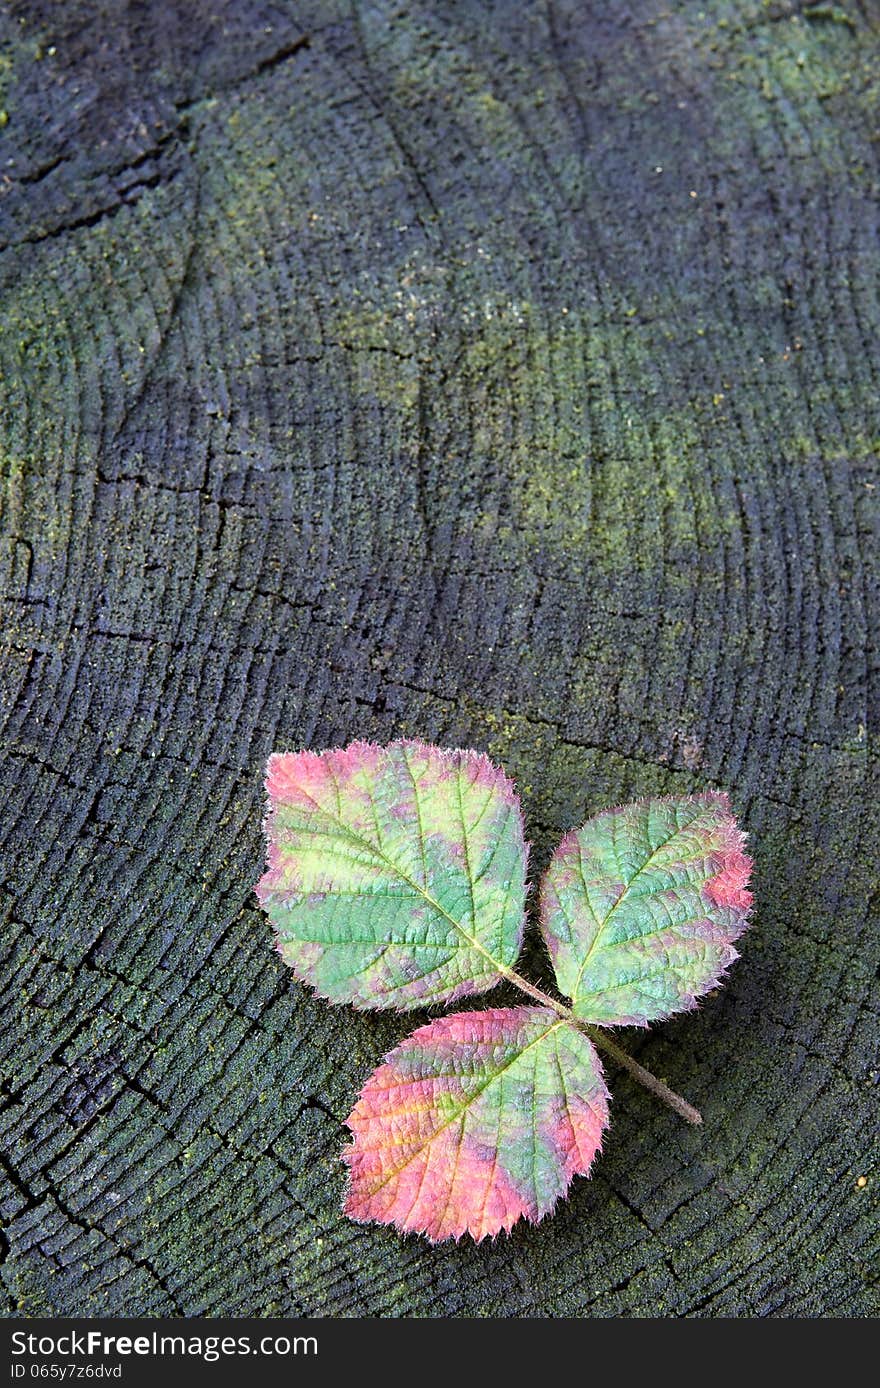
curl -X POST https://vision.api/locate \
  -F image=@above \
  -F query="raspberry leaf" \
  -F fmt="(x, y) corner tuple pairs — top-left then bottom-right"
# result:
(539, 792), (753, 1026)
(256, 740), (527, 1011)
(344, 1007), (609, 1242)
(256, 746), (756, 1243)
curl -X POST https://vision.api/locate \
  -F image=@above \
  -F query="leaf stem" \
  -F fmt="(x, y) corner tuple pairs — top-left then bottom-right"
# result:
(584, 1028), (703, 1125)
(500, 965), (703, 1125)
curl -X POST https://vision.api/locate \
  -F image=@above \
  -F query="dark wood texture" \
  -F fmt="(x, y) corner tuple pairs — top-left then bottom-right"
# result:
(0, 0), (877, 1316)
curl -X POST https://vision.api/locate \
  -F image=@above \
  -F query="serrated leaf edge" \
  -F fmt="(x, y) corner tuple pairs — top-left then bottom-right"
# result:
(257, 739), (530, 1012)
(342, 1006), (610, 1243)
(539, 789), (753, 1027)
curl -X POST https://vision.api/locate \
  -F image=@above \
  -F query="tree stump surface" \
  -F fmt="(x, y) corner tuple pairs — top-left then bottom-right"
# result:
(0, 0), (877, 1317)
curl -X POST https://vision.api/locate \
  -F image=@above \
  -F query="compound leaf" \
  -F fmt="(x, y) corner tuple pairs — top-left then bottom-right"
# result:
(256, 740), (527, 1011)
(539, 792), (753, 1025)
(344, 1007), (609, 1241)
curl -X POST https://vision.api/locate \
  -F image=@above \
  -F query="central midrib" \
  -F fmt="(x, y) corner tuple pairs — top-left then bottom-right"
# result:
(286, 781), (513, 977)
(356, 1017), (566, 1198)
(570, 804), (709, 1001)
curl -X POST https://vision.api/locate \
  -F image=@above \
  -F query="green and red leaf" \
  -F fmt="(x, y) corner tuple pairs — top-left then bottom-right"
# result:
(344, 1007), (609, 1242)
(539, 792), (753, 1026)
(256, 740), (528, 1011)
(256, 740), (756, 1243)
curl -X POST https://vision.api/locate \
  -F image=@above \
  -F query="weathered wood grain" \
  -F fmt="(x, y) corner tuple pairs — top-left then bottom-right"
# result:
(0, 0), (877, 1316)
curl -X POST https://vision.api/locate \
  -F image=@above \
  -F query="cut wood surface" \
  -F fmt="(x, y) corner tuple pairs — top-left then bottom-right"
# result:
(0, 0), (877, 1316)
